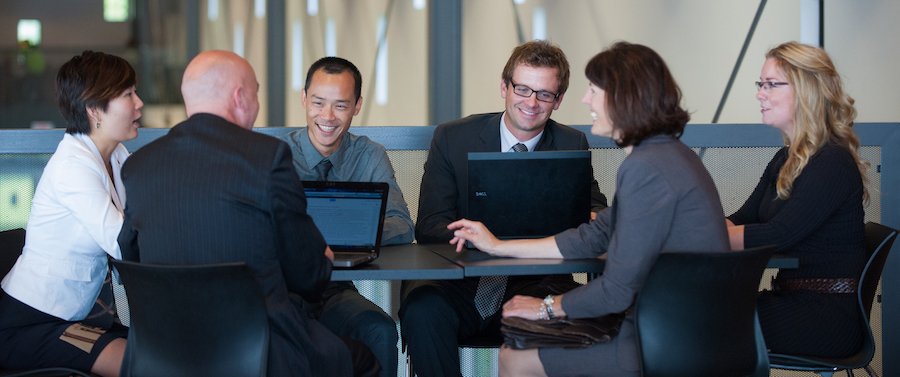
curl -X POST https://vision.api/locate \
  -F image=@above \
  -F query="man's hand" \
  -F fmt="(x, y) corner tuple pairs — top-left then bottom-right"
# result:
(325, 246), (334, 262)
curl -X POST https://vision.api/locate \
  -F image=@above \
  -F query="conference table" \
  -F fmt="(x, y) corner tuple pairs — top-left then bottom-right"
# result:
(330, 243), (798, 281)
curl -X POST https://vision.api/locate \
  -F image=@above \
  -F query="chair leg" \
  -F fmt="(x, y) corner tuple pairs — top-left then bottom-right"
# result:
(864, 365), (879, 377)
(406, 352), (415, 377)
(848, 368), (855, 377)
(818, 372), (834, 377)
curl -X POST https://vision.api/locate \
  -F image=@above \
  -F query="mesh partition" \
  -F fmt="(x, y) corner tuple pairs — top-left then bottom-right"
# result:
(386, 150), (428, 223)
(0, 154), (50, 231)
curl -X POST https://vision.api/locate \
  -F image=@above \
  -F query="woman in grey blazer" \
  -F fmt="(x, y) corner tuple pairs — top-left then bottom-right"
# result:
(447, 42), (730, 377)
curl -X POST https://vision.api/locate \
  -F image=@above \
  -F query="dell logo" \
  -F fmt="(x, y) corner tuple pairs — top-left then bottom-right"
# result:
(475, 191), (487, 197)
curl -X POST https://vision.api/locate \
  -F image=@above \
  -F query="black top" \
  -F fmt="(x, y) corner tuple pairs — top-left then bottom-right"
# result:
(728, 143), (866, 279)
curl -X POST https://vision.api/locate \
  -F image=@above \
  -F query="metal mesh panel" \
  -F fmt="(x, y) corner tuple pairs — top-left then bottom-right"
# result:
(114, 283), (130, 326)
(0, 154), (50, 231)
(355, 280), (405, 377)
(385, 150), (428, 223)
(459, 347), (498, 377)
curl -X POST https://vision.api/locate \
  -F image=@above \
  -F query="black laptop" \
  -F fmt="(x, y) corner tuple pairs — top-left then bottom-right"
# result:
(467, 150), (592, 243)
(302, 181), (389, 268)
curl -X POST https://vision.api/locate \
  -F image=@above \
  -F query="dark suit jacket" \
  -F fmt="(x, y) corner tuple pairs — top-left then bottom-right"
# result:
(118, 113), (352, 377)
(415, 112), (608, 243)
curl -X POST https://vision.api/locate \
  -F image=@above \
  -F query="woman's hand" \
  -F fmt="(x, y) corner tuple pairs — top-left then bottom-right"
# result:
(502, 294), (568, 320)
(325, 246), (335, 262)
(502, 295), (544, 320)
(448, 219), (504, 253)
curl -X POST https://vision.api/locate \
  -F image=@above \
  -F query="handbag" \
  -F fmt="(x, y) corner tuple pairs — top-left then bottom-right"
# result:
(500, 311), (627, 350)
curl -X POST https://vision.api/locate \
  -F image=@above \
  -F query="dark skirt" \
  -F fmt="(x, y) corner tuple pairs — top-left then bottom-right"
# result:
(0, 290), (128, 372)
(758, 289), (862, 358)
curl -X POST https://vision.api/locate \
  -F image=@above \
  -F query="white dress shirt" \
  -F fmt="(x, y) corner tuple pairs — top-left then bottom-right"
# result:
(499, 111), (543, 152)
(1, 133), (128, 321)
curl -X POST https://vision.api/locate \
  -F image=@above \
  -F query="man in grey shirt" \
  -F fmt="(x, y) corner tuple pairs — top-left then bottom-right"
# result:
(280, 56), (412, 377)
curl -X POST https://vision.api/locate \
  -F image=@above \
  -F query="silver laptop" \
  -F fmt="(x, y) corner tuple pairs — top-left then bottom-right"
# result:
(302, 181), (389, 268)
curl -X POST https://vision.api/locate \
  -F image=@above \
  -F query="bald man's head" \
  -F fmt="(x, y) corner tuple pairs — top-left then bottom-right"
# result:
(182, 50), (259, 129)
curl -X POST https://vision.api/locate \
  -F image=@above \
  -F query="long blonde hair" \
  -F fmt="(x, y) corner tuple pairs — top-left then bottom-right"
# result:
(766, 42), (869, 202)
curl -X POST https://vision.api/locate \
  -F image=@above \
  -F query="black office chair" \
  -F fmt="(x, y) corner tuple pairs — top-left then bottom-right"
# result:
(0, 228), (95, 377)
(634, 245), (776, 377)
(112, 260), (269, 377)
(768, 221), (898, 377)
(0, 228), (25, 278)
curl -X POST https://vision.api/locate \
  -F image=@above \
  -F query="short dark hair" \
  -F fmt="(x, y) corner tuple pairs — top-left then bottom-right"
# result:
(56, 51), (136, 135)
(304, 57), (362, 103)
(585, 42), (689, 147)
(501, 40), (570, 97)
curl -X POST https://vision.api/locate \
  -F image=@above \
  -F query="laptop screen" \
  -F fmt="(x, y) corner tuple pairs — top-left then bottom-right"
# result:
(467, 150), (592, 239)
(302, 181), (389, 252)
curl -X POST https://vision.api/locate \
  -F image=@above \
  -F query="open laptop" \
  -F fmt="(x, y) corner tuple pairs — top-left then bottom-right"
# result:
(302, 181), (389, 268)
(467, 150), (592, 245)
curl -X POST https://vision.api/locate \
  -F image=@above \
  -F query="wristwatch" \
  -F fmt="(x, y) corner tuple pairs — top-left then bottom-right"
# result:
(543, 295), (556, 319)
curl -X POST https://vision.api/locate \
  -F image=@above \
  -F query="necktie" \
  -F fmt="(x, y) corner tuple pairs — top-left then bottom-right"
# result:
(315, 159), (333, 181)
(473, 143), (527, 319)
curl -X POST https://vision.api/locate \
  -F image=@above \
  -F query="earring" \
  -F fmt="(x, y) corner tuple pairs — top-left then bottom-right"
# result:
(95, 120), (100, 128)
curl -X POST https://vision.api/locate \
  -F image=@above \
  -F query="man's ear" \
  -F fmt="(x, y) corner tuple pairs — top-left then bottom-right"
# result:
(301, 89), (308, 108)
(232, 86), (246, 112)
(353, 96), (363, 116)
(500, 80), (509, 99)
(552, 92), (565, 111)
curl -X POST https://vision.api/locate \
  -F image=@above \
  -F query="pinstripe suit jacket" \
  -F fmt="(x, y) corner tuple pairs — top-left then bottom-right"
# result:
(118, 113), (351, 376)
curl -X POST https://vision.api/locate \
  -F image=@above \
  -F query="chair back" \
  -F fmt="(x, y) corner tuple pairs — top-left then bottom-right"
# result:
(860, 222), (897, 319)
(112, 260), (269, 377)
(635, 245), (776, 377)
(0, 228), (25, 278)
(853, 222), (898, 365)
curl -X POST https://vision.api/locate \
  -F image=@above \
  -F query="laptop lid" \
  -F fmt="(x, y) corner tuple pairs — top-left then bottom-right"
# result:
(302, 181), (389, 266)
(467, 150), (592, 240)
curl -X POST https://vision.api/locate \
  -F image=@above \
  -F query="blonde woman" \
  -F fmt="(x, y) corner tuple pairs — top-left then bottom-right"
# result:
(727, 41), (868, 358)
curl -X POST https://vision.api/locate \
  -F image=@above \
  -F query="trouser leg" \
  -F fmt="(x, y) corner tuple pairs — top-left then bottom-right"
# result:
(321, 282), (397, 377)
(400, 279), (485, 377)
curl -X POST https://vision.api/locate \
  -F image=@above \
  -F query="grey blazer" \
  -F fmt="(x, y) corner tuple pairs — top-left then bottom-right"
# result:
(550, 134), (730, 373)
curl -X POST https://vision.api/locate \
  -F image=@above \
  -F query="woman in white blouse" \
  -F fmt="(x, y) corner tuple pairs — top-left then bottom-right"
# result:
(0, 51), (142, 376)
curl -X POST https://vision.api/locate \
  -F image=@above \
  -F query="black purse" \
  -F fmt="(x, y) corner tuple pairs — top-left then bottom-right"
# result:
(500, 312), (627, 350)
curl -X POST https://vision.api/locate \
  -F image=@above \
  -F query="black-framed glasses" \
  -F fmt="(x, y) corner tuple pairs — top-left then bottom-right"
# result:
(755, 81), (789, 91)
(508, 81), (559, 103)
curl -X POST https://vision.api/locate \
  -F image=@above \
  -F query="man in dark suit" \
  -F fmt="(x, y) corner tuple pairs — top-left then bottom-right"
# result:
(117, 50), (377, 376)
(400, 40), (608, 377)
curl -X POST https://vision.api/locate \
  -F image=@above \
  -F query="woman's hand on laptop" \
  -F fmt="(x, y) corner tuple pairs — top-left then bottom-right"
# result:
(448, 219), (565, 259)
(448, 219), (503, 253)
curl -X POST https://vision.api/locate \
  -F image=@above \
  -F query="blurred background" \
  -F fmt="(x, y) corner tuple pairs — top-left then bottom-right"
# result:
(1, 0), (898, 131)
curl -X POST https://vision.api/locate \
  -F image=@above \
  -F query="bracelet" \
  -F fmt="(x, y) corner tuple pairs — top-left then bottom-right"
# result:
(538, 302), (549, 320)
(543, 295), (556, 319)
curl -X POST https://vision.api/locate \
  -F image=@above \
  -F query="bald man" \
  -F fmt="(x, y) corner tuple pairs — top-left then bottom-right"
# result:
(118, 50), (379, 376)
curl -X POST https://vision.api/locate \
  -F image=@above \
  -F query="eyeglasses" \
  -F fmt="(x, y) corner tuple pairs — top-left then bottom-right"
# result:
(508, 81), (559, 103)
(755, 81), (789, 91)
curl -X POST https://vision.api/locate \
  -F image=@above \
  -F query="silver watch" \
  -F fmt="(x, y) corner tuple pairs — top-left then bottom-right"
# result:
(543, 294), (556, 319)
